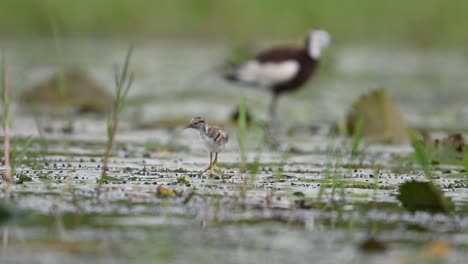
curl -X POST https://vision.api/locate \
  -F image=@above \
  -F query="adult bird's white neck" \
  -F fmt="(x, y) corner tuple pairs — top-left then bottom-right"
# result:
(307, 29), (331, 60)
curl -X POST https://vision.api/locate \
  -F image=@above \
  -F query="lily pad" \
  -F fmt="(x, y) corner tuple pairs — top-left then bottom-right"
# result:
(346, 88), (408, 143)
(397, 181), (454, 213)
(22, 69), (112, 113)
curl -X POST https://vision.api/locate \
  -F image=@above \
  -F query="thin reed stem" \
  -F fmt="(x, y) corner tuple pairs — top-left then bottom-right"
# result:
(99, 47), (133, 185)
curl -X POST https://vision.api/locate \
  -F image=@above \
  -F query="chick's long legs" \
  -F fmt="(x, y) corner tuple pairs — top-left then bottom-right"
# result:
(201, 152), (213, 175)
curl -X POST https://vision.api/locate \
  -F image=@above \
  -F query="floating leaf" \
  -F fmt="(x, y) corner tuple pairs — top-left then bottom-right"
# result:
(346, 88), (408, 143)
(176, 176), (190, 184)
(397, 181), (454, 213)
(358, 237), (387, 253)
(292, 191), (305, 198)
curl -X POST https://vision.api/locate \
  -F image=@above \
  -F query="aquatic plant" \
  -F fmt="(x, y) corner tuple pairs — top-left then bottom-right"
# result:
(464, 148), (468, 184)
(1, 53), (11, 186)
(351, 115), (364, 159)
(317, 133), (336, 201)
(1, 55), (36, 188)
(408, 129), (433, 180)
(99, 47), (134, 185)
(237, 95), (247, 175)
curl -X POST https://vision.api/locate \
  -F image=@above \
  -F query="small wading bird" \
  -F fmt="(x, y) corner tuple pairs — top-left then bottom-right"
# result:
(225, 29), (331, 135)
(186, 117), (229, 175)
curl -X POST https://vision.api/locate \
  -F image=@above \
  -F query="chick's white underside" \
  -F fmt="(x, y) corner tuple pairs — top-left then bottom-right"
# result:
(199, 132), (225, 153)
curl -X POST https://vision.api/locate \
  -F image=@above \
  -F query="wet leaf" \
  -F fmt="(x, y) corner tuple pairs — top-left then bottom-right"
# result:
(358, 237), (387, 253)
(346, 88), (408, 143)
(16, 174), (33, 184)
(292, 191), (305, 198)
(397, 181), (454, 213)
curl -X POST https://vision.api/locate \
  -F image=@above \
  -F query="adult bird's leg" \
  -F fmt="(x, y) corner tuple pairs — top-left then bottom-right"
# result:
(267, 93), (280, 146)
(201, 152), (213, 174)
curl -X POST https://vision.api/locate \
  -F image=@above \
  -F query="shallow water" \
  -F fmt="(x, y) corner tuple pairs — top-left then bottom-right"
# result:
(1, 39), (468, 263)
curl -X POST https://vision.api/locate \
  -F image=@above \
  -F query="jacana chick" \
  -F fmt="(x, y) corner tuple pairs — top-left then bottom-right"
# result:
(186, 117), (229, 175)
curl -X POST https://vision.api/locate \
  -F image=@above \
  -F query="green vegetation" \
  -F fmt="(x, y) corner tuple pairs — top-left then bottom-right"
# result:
(237, 96), (248, 174)
(99, 47), (134, 185)
(409, 130), (433, 180)
(351, 115), (364, 159)
(464, 148), (468, 184)
(0, 60), (11, 190)
(0, 0), (466, 48)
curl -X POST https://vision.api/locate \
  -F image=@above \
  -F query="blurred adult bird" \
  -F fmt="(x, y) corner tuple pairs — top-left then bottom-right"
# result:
(225, 29), (331, 134)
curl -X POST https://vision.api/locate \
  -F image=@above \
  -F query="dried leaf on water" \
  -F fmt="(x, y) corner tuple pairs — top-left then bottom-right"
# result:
(358, 237), (388, 253)
(346, 88), (408, 143)
(423, 240), (451, 258)
(22, 69), (112, 113)
(157, 185), (176, 198)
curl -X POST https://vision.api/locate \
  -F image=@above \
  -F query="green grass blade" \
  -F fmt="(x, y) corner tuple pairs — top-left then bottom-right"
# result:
(351, 115), (364, 159)
(408, 129), (432, 181)
(463, 148), (468, 184)
(237, 95), (247, 173)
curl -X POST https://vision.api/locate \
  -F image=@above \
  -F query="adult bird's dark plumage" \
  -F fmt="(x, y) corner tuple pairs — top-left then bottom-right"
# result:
(225, 29), (331, 134)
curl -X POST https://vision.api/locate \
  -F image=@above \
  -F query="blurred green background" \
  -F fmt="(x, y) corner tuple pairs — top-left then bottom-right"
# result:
(0, 0), (466, 48)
